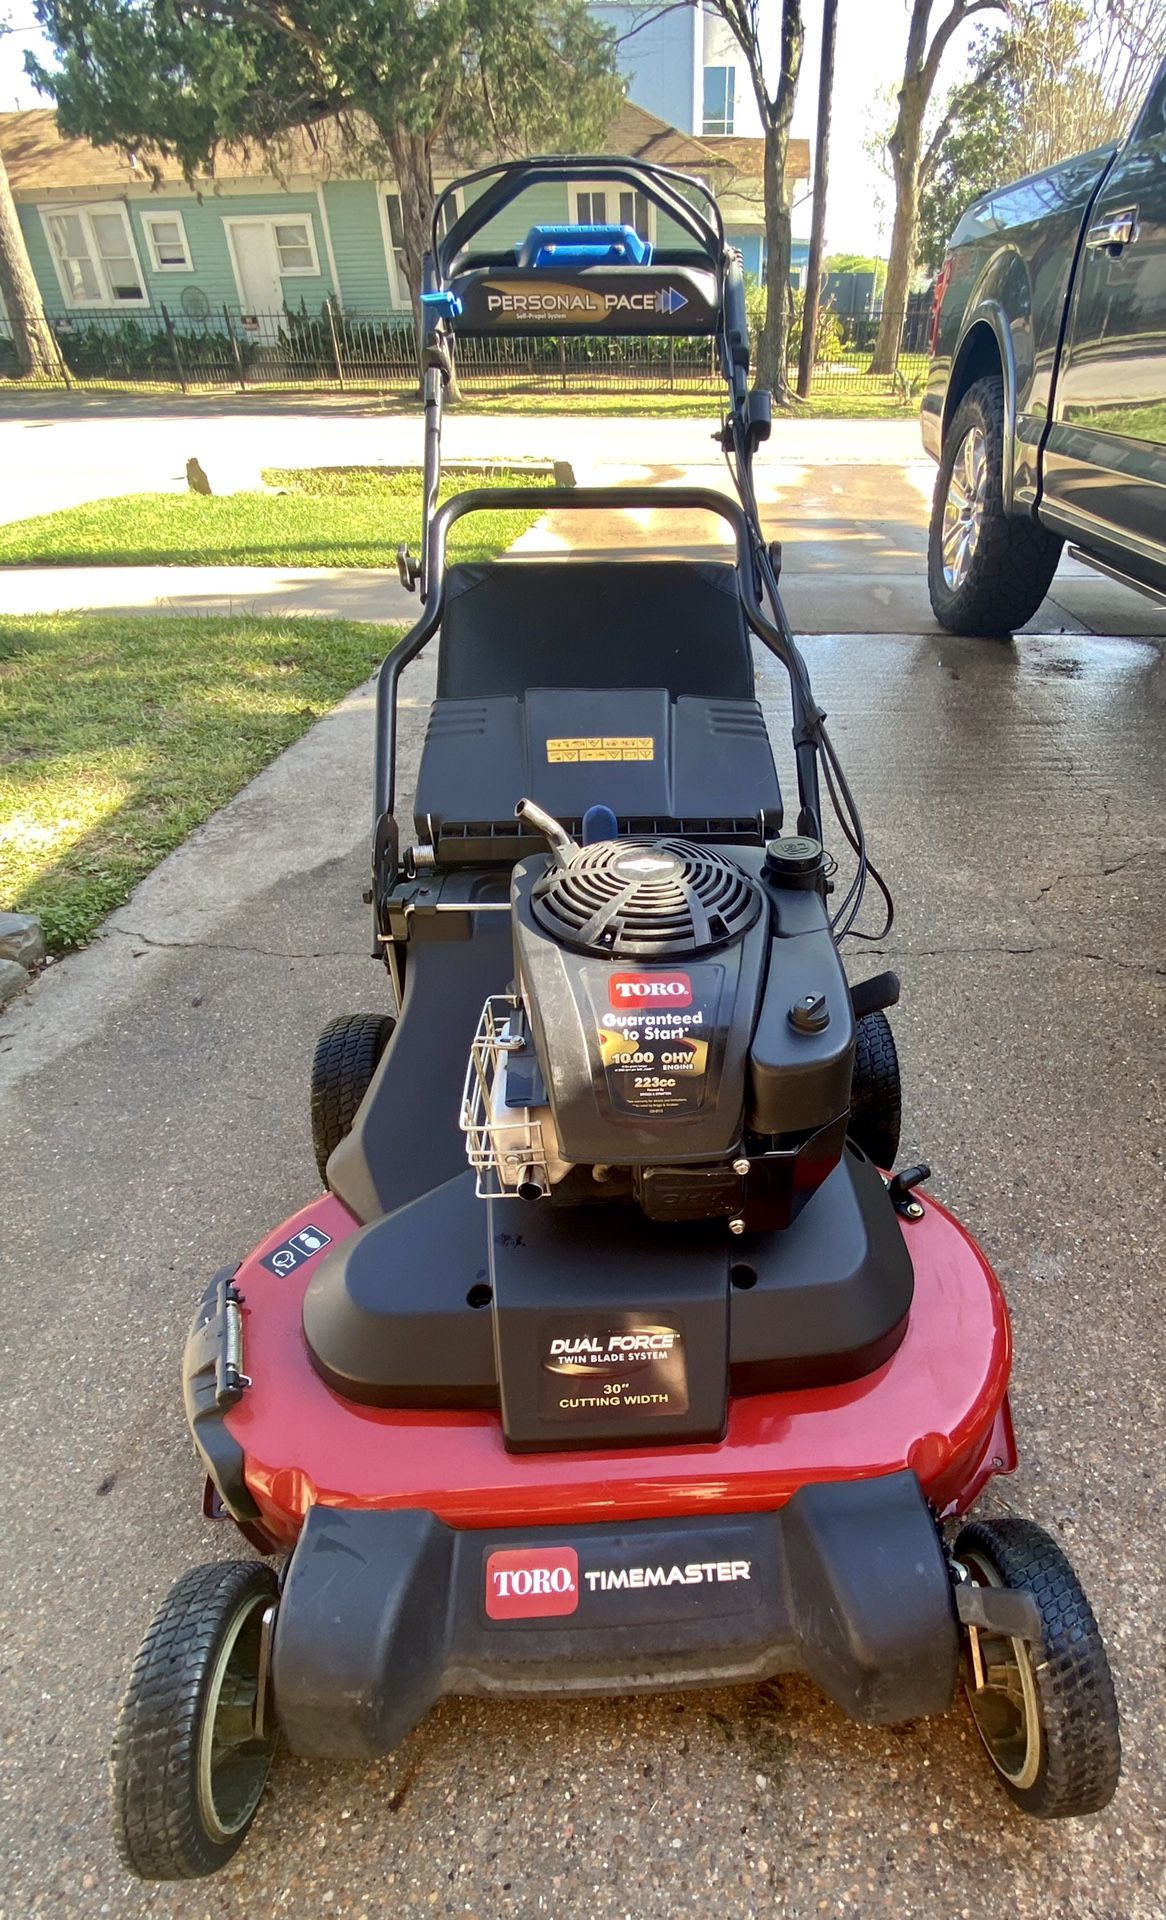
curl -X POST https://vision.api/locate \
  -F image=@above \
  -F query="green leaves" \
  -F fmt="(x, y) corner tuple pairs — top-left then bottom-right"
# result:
(31, 0), (622, 178)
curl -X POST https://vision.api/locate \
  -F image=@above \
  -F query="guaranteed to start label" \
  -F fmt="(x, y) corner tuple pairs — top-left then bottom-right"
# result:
(539, 1320), (689, 1421)
(588, 966), (721, 1117)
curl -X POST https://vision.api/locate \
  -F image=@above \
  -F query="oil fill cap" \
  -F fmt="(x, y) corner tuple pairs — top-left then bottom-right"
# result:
(789, 990), (830, 1034)
(765, 835), (823, 885)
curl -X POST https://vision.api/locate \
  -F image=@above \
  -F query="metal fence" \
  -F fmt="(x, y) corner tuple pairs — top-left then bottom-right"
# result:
(0, 294), (931, 401)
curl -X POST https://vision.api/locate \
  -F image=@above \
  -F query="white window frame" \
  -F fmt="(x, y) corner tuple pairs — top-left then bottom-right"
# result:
(270, 215), (320, 276)
(39, 201), (148, 310)
(379, 187), (461, 310)
(568, 182), (655, 245)
(140, 209), (192, 273)
(702, 64), (736, 137)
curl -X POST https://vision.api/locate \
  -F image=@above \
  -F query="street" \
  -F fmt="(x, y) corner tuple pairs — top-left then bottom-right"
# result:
(0, 409), (1164, 1919)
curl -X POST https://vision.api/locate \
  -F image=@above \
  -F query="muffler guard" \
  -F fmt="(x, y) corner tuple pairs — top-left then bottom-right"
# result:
(272, 1470), (958, 1757)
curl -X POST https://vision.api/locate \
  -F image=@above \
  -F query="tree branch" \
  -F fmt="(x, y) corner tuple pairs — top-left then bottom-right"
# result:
(921, 0), (1006, 101)
(920, 35), (1012, 185)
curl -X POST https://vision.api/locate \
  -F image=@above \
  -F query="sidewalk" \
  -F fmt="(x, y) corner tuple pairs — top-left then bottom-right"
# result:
(0, 562), (419, 622)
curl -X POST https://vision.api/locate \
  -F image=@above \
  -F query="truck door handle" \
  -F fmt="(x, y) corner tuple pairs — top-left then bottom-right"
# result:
(1085, 206), (1139, 253)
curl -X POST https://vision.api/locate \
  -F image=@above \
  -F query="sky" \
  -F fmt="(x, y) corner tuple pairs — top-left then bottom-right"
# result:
(0, 0), (987, 259)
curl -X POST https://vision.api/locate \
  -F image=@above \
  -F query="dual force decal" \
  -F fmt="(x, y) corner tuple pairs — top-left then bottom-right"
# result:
(539, 1319), (688, 1421)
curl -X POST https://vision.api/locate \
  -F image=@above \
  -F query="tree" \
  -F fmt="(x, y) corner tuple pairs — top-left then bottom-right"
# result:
(917, 30), (1017, 272)
(869, 0), (1006, 376)
(0, 22), (64, 378)
(796, 0), (836, 400)
(704, 0), (805, 397)
(998, 0), (1165, 176)
(918, 2), (1166, 271)
(30, 0), (623, 343)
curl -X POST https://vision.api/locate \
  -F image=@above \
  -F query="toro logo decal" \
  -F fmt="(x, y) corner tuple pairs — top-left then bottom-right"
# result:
(485, 1547), (579, 1620)
(608, 972), (692, 1009)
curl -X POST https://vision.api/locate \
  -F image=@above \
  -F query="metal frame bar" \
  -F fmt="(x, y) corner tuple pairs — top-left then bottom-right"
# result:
(432, 155), (725, 278)
(373, 487), (822, 881)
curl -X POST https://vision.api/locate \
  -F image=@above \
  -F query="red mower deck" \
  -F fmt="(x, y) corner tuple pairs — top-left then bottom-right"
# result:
(227, 1187), (1014, 1549)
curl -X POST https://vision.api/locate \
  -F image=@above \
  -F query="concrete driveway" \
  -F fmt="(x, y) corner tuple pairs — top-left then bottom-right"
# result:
(2, 583), (1163, 1916)
(2, 399), (1160, 638)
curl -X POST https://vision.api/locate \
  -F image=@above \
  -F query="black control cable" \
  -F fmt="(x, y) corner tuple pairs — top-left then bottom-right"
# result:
(723, 417), (894, 943)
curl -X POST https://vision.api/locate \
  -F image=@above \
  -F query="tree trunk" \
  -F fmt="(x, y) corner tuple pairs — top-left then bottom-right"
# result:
(383, 125), (461, 399)
(869, 116), (921, 375)
(757, 123), (794, 395)
(796, 0), (837, 400)
(0, 148), (64, 380)
(869, 0), (1004, 376)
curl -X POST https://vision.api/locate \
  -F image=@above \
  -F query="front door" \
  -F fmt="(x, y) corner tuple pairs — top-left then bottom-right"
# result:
(226, 221), (284, 324)
(1041, 59), (1166, 586)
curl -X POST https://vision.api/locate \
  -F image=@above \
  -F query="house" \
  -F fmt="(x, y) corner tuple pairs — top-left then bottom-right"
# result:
(592, 0), (810, 284)
(0, 100), (808, 331)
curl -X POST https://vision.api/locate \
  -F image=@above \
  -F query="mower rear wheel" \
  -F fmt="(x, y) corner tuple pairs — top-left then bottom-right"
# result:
(110, 1560), (278, 1880)
(848, 1011), (902, 1168)
(954, 1517), (1120, 1819)
(310, 1011), (395, 1181)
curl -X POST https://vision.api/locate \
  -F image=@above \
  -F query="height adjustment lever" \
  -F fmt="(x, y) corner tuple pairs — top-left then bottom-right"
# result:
(888, 1162), (931, 1220)
(397, 545), (420, 593)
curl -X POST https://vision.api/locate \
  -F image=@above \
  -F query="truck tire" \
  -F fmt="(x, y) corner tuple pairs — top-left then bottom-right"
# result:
(928, 375), (1063, 635)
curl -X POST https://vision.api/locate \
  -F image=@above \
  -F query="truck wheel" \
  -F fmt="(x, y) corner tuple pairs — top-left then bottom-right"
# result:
(953, 1517), (1120, 1819)
(848, 1011), (901, 1169)
(110, 1561), (278, 1879)
(928, 376), (1063, 635)
(310, 1012), (394, 1181)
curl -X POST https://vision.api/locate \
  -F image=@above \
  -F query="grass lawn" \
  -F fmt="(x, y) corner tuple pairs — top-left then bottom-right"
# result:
(0, 612), (402, 951)
(0, 465), (549, 569)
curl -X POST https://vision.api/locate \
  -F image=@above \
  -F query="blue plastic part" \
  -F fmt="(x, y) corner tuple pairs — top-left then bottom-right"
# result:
(420, 290), (463, 320)
(516, 224), (653, 269)
(582, 804), (620, 845)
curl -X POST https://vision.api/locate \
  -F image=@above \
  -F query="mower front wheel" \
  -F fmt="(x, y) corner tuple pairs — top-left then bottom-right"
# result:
(310, 1011), (395, 1181)
(954, 1517), (1120, 1819)
(110, 1560), (279, 1880)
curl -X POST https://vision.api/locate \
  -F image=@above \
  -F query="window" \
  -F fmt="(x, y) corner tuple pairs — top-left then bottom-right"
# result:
(272, 219), (319, 274)
(702, 65), (735, 136)
(141, 210), (191, 272)
(574, 189), (607, 226)
(384, 189), (460, 307)
(41, 203), (146, 308)
(618, 190), (652, 243)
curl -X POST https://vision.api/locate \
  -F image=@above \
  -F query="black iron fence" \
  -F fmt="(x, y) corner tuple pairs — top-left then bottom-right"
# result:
(0, 293), (931, 401)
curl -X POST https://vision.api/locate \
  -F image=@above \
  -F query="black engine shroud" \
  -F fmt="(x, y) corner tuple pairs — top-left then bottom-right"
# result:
(508, 840), (856, 1226)
(304, 840), (915, 1451)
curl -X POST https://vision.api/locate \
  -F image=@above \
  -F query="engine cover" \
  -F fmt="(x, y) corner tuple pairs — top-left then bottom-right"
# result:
(512, 839), (769, 1167)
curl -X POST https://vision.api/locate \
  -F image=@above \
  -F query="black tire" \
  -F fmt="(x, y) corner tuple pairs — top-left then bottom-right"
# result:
(954, 1517), (1120, 1819)
(848, 1011), (901, 1168)
(928, 375), (1063, 635)
(310, 1011), (394, 1181)
(110, 1561), (279, 1880)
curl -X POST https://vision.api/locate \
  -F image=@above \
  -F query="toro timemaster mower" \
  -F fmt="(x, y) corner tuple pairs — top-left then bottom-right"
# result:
(111, 158), (1120, 1879)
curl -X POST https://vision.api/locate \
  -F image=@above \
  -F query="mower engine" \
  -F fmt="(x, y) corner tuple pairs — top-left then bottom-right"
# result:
(463, 804), (857, 1232)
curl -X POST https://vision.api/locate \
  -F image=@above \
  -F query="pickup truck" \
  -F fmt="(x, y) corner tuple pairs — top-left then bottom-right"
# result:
(922, 54), (1166, 633)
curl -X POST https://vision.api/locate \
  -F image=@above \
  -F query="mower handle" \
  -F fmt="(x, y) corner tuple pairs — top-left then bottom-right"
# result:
(373, 486), (823, 900)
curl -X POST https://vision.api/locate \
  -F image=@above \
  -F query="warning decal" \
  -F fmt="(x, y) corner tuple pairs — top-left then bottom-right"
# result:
(546, 736), (655, 764)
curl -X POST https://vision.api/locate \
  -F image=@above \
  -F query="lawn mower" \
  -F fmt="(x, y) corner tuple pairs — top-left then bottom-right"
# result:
(110, 157), (1120, 1880)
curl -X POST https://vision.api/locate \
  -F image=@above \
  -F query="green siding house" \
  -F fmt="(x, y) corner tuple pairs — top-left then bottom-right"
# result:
(0, 103), (786, 333)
